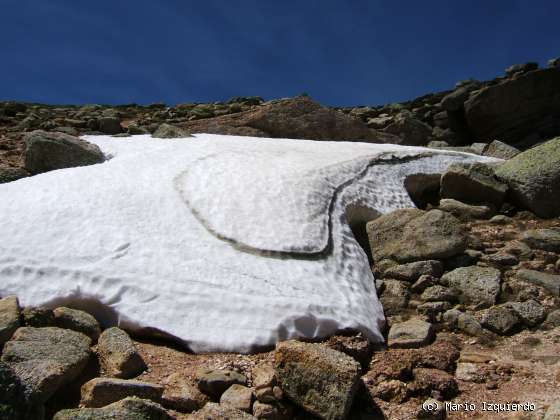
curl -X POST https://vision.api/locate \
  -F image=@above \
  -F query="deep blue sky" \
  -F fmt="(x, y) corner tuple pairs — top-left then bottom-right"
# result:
(2, 1), (558, 107)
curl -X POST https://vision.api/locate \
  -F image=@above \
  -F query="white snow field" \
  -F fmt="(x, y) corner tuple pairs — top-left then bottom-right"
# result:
(0, 134), (495, 352)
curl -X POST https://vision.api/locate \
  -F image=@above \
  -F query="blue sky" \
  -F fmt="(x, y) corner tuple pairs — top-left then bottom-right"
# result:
(2, 1), (558, 106)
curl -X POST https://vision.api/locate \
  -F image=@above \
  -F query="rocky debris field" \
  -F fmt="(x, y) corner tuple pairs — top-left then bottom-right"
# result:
(1, 60), (560, 419)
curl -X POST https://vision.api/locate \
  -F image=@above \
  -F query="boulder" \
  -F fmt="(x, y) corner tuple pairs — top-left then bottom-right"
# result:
(161, 373), (208, 412)
(0, 361), (36, 420)
(520, 228), (560, 253)
(97, 327), (146, 379)
(383, 260), (443, 282)
(379, 280), (410, 315)
(274, 340), (361, 420)
(23, 130), (104, 174)
(515, 269), (560, 296)
(21, 307), (55, 328)
(440, 162), (507, 208)
(441, 87), (470, 112)
(411, 368), (458, 399)
(190, 402), (256, 419)
(482, 140), (520, 159)
(179, 96), (397, 143)
(543, 310), (560, 329)
(152, 123), (191, 139)
(252, 401), (293, 420)
(53, 397), (173, 420)
(53, 307), (101, 342)
(440, 266), (501, 307)
(387, 319), (434, 349)
(495, 137), (560, 217)
(252, 364), (282, 403)
(382, 114), (433, 146)
(420, 286), (458, 303)
(480, 306), (520, 335)
(367, 209), (467, 263)
(80, 377), (164, 408)
(0, 296), (21, 348)
(220, 384), (254, 413)
(464, 68), (560, 146)
(403, 173), (441, 209)
(438, 198), (494, 220)
(1, 327), (91, 403)
(97, 117), (122, 134)
(197, 369), (247, 398)
(0, 165), (28, 184)
(504, 300), (546, 327)
(325, 334), (373, 371)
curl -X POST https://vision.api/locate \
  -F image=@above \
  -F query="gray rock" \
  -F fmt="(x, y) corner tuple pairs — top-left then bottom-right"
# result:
(387, 319), (434, 349)
(23, 130), (105, 174)
(0, 361), (37, 420)
(252, 400), (292, 420)
(441, 87), (469, 112)
(544, 401), (560, 420)
(380, 280), (410, 315)
(367, 209), (467, 263)
(543, 310), (560, 329)
(457, 313), (486, 337)
(220, 384), (254, 413)
(403, 173), (441, 209)
(495, 137), (560, 218)
(190, 402), (256, 419)
(97, 117), (122, 134)
(161, 373), (208, 412)
(417, 302), (452, 320)
(515, 269), (560, 296)
(505, 300), (546, 327)
(80, 377), (164, 408)
(53, 397), (173, 420)
(489, 215), (513, 225)
(97, 327), (145, 379)
(274, 340), (361, 420)
(441, 266), (501, 307)
(21, 307), (55, 328)
(252, 364), (280, 403)
(438, 198), (494, 221)
(470, 142), (488, 155)
(0, 165), (28, 184)
(127, 124), (150, 135)
(197, 369), (247, 398)
(420, 286), (457, 302)
(382, 114), (433, 146)
(152, 123), (191, 138)
(53, 307), (101, 342)
(0, 296), (21, 348)
(440, 162), (507, 208)
(411, 275), (436, 294)
(482, 140), (520, 159)
(383, 260), (443, 282)
(442, 308), (462, 328)
(520, 228), (560, 252)
(480, 306), (520, 335)
(1, 327), (91, 403)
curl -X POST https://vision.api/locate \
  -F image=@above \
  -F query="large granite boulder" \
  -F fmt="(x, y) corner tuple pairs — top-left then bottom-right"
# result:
(494, 137), (560, 218)
(464, 68), (560, 146)
(366, 209), (467, 263)
(274, 340), (361, 420)
(179, 96), (398, 143)
(23, 130), (105, 174)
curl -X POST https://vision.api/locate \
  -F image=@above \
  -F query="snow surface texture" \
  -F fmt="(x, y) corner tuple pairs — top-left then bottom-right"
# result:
(0, 134), (496, 352)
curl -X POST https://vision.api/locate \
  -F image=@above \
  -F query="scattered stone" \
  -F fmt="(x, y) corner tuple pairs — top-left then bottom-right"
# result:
(326, 334), (372, 370)
(515, 269), (560, 296)
(417, 302), (451, 320)
(252, 400), (292, 420)
(220, 384), (254, 413)
(97, 327), (146, 379)
(440, 266), (500, 307)
(545, 401), (560, 420)
(0, 165), (28, 184)
(482, 140), (519, 159)
(152, 123), (191, 139)
(480, 306), (520, 335)
(1, 327), (91, 403)
(53, 397), (173, 420)
(0, 296), (21, 348)
(21, 307), (55, 328)
(127, 124), (150, 135)
(440, 162), (507, 208)
(190, 402), (256, 419)
(442, 309), (462, 329)
(53, 307), (101, 342)
(372, 379), (410, 402)
(438, 198), (494, 220)
(504, 300), (546, 327)
(382, 114), (433, 146)
(380, 280), (411, 315)
(489, 215), (513, 225)
(420, 286), (457, 303)
(543, 310), (560, 329)
(161, 373), (208, 412)
(367, 209), (467, 263)
(387, 319), (434, 349)
(383, 260), (443, 282)
(252, 364), (279, 403)
(23, 130), (105, 174)
(495, 137), (560, 218)
(411, 275), (436, 294)
(457, 313), (487, 337)
(97, 117), (122, 134)
(455, 362), (482, 382)
(411, 368), (458, 399)
(521, 228), (560, 252)
(274, 340), (361, 420)
(197, 369), (247, 399)
(80, 377), (164, 408)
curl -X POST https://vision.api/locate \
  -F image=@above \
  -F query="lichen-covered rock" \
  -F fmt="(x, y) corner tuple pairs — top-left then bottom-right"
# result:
(504, 300), (546, 327)
(53, 307), (101, 342)
(53, 397), (173, 420)
(482, 140), (519, 159)
(80, 377), (164, 408)
(367, 209), (467, 263)
(480, 306), (520, 335)
(495, 137), (560, 218)
(152, 123), (191, 139)
(0, 296), (21, 348)
(23, 130), (105, 174)
(97, 327), (145, 378)
(220, 384), (254, 413)
(438, 198), (494, 220)
(440, 266), (501, 307)
(387, 319), (434, 349)
(274, 340), (361, 420)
